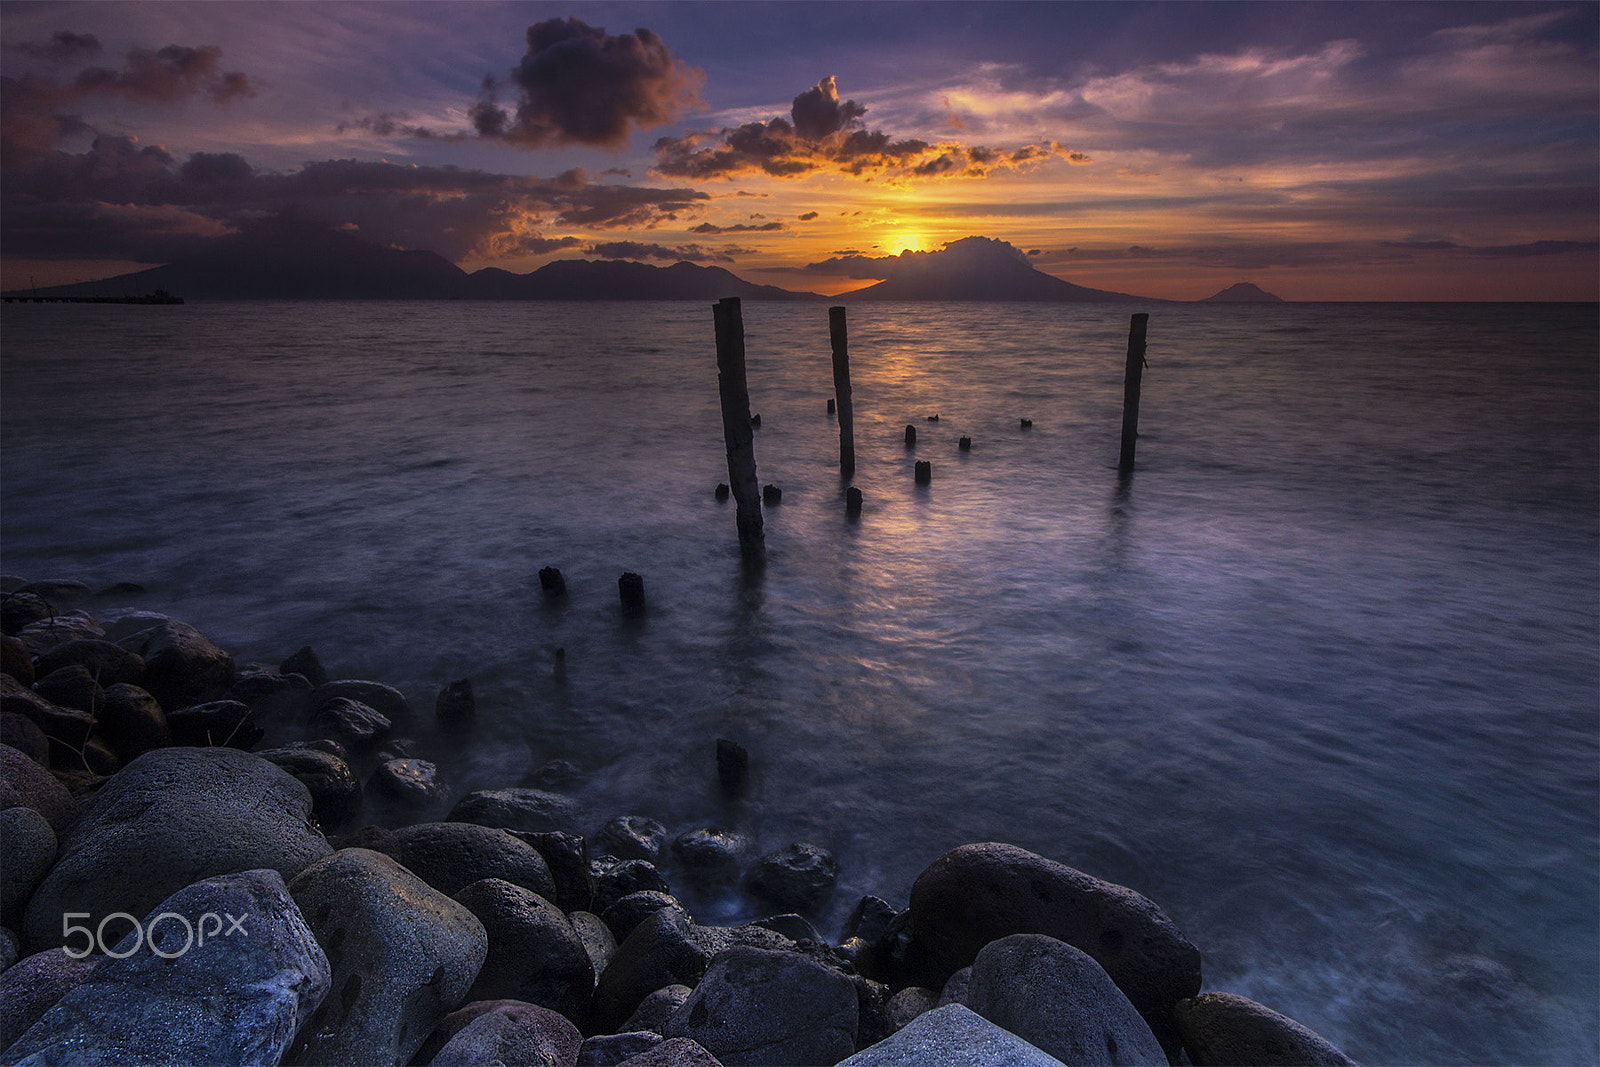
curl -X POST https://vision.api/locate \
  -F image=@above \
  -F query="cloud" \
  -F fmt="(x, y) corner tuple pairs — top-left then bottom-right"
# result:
(471, 17), (703, 148)
(652, 76), (1084, 181)
(586, 241), (740, 263)
(8, 31), (103, 63)
(689, 221), (785, 235)
(804, 235), (1033, 278)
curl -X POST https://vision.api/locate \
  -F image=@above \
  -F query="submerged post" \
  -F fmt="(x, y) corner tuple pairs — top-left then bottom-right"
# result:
(1118, 313), (1150, 473)
(713, 297), (766, 562)
(829, 306), (856, 477)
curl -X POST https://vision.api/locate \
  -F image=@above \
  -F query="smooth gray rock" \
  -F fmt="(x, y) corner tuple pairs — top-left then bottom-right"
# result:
(255, 746), (362, 827)
(410, 998), (536, 1065)
(966, 934), (1165, 1066)
(603, 891), (689, 944)
(671, 828), (749, 888)
(309, 679), (411, 725)
(166, 698), (262, 749)
(372, 821), (557, 901)
(884, 987), (937, 1033)
(663, 945), (857, 1065)
(938, 967), (971, 1007)
(284, 848), (487, 1066)
(0, 948), (97, 1050)
(2, 678), (93, 750)
(1, 806), (56, 916)
(619, 1037), (724, 1066)
(517, 829), (593, 912)
(32, 665), (104, 716)
(451, 787), (583, 835)
(582, 1030), (663, 1065)
(4, 869), (329, 1067)
(597, 815), (669, 862)
(307, 696), (391, 748)
(96, 683), (169, 762)
(622, 984), (693, 1034)
(453, 877), (594, 1021)
(15, 613), (105, 656)
(593, 858), (671, 917)
(0, 926), (16, 970)
(21, 747), (330, 949)
(116, 620), (235, 712)
(744, 843), (838, 914)
(430, 1002), (583, 1067)
(572, 910), (618, 983)
(838, 1003), (1067, 1067)
(32, 640), (144, 689)
(1175, 991), (1357, 1066)
(908, 842), (1200, 1054)
(0, 713), (48, 766)
(0, 744), (76, 834)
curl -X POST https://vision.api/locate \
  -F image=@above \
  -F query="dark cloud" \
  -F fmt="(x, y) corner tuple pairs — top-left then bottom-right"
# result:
(689, 221), (784, 235)
(652, 77), (1083, 181)
(472, 17), (703, 148)
(586, 241), (737, 263)
(798, 211), (819, 221)
(334, 112), (439, 139)
(9, 31), (103, 63)
(804, 236), (1033, 278)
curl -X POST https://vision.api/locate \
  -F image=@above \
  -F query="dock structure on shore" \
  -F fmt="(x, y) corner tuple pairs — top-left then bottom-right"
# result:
(2, 289), (184, 305)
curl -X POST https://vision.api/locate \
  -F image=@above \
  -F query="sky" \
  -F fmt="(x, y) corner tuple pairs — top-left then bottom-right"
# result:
(1, 1), (1596, 300)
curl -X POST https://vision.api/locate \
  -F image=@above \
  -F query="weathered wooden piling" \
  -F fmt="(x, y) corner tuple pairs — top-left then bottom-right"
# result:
(846, 486), (863, 515)
(1119, 313), (1150, 473)
(915, 460), (932, 484)
(959, 436), (972, 452)
(618, 571), (646, 617)
(713, 297), (766, 562)
(717, 738), (749, 797)
(435, 678), (475, 727)
(538, 566), (566, 598)
(827, 398), (836, 414)
(829, 306), (856, 476)
(763, 484), (782, 504)
(905, 425), (917, 446)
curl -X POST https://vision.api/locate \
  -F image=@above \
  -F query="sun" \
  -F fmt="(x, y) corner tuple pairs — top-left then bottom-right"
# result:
(886, 232), (926, 255)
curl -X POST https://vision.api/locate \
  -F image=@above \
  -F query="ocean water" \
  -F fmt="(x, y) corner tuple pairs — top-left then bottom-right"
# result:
(2, 299), (1596, 1064)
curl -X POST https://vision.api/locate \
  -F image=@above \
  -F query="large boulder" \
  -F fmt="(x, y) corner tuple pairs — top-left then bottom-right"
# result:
(965, 934), (1165, 1066)
(2, 677), (93, 750)
(31, 664), (105, 716)
(450, 787), (583, 835)
(0, 948), (97, 1050)
(116, 621), (235, 711)
(0, 743), (77, 834)
(839, 1003), (1067, 1067)
(453, 877), (595, 1022)
(1174, 992), (1356, 1066)
(617, 1037), (725, 1066)
(907, 843), (1200, 1053)
(1, 806), (56, 916)
(662, 945), (858, 1065)
(309, 679), (411, 726)
(744, 843), (839, 914)
(96, 683), (170, 761)
(32, 639), (144, 689)
(596, 815), (669, 862)
(256, 746), (362, 827)
(370, 821), (557, 901)
(284, 848), (488, 1066)
(4, 869), (329, 1066)
(21, 747), (330, 949)
(430, 1001), (583, 1067)
(167, 698), (262, 749)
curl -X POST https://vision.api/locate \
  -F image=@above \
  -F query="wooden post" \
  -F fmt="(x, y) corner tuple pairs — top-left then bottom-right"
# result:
(713, 297), (766, 562)
(618, 572), (646, 617)
(1119, 313), (1149, 473)
(829, 306), (856, 476)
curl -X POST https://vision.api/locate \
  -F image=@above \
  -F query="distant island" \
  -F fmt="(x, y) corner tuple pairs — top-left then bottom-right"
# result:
(835, 237), (1152, 302)
(1200, 281), (1285, 302)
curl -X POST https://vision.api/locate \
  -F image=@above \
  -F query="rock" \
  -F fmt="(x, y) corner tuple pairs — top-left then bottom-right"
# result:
(749, 913), (821, 943)
(938, 967), (971, 1007)
(965, 934), (1165, 1066)
(528, 758), (585, 790)
(5, 869), (329, 1067)
(32, 664), (105, 716)
(907, 842), (1201, 1054)
(15, 613), (105, 656)
(604, 891), (691, 944)
(1174, 991), (1357, 1066)
(97, 683), (170, 761)
(307, 695), (391, 748)
(97, 610), (173, 643)
(516, 829), (593, 912)
(885, 987), (938, 1032)
(598, 814), (669, 862)
(431, 1001), (583, 1067)
(841, 896), (897, 946)
(371, 821), (556, 901)
(15, 580), (92, 605)
(75, 736), (121, 777)
(1, 806), (56, 916)
(1, 593), (53, 637)
(436, 678), (475, 727)
(0, 712), (48, 766)
(369, 756), (443, 806)
(671, 828), (749, 888)
(571, 910), (617, 982)
(0, 926), (16, 970)
(256, 746), (362, 827)
(662, 944), (858, 1065)
(0, 948), (97, 1050)
(32, 639), (144, 689)
(21, 747), (330, 949)
(0, 743), (77, 834)
(167, 698), (262, 749)
(744, 843), (839, 914)
(1, 636), (34, 686)
(582, 1031), (664, 1065)
(452, 786), (583, 835)
(116, 621), (235, 711)
(411, 999), (523, 1065)
(454, 877), (595, 1021)
(284, 848), (488, 1066)
(623, 984), (694, 1033)
(618, 1037), (725, 1066)
(279, 646), (328, 687)
(838, 1003), (1067, 1067)
(594, 858), (672, 916)
(291, 736), (351, 761)
(3, 676), (93, 749)
(310, 679), (411, 725)
(226, 669), (315, 718)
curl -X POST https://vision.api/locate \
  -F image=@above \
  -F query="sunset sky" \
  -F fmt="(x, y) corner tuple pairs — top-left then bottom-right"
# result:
(2, 1), (1595, 300)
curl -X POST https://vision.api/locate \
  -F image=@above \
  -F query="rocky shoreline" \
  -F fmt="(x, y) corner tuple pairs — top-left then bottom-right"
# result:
(0, 576), (1357, 1066)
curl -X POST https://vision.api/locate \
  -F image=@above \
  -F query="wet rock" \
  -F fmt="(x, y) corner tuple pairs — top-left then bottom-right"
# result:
(17, 613), (107, 657)
(311, 678), (411, 725)
(884, 987), (938, 1033)
(0, 743), (78, 834)
(371, 821), (556, 901)
(662, 944), (858, 1065)
(1, 636), (34, 685)
(6, 869), (330, 1067)
(604, 891), (690, 943)
(76, 737), (121, 777)
(618, 1037), (726, 1066)
(0, 948), (97, 1050)
(451, 786), (582, 834)
(839, 1003), (1067, 1067)
(594, 858), (671, 916)
(291, 736), (351, 761)
(97, 683), (170, 761)
(744, 842), (839, 914)
(21, 747), (330, 950)
(453, 876), (594, 1021)
(285, 848), (486, 1066)
(167, 698), (262, 749)
(1174, 991), (1357, 1066)
(411, 999), (527, 1065)
(516, 829), (593, 912)
(32, 664), (104, 715)
(279, 645), (328, 688)
(256, 746), (362, 827)
(436, 677), (475, 727)
(1, 593), (54, 637)
(98, 610), (172, 643)
(431, 1001), (583, 1067)
(842, 895), (897, 946)
(671, 828), (750, 888)
(907, 842), (1201, 1056)
(307, 695), (391, 748)
(583, 1030), (665, 1065)
(965, 934), (1165, 1066)
(3, 676), (93, 749)
(749, 913), (821, 943)
(116, 620), (235, 711)
(0, 926), (17, 969)
(369, 756), (443, 807)
(33, 638), (144, 689)
(598, 814), (669, 862)
(0, 713), (48, 766)
(15, 580), (92, 605)
(528, 758), (585, 790)
(623, 984), (694, 1033)
(225, 669), (314, 719)
(572, 910), (618, 983)
(1, 805), (57, 916)
(938, 967), (972, 1007)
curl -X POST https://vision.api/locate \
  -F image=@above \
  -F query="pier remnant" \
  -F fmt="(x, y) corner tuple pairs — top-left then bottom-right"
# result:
(829, 306), (856, 476)
(1119, 313), (1150, 473)
(713, 297), (766, 562)
(846, 486), (863, 515)
(717, 738), (749, 797)
(1020, 419), (1033, 430)
(435, 678), (475, 727)
(618, 572), (646, 617)
(959, 436), (972, 452)
(538, 566), (567, 598)
(763, 484), (782, 505)
(905, 425), (917, 447)
(827, 398), (836, 414)
(915, 460), (932, 484)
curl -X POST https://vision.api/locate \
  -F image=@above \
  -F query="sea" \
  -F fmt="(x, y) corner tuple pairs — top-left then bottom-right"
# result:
(1, 299), (1596, 1064)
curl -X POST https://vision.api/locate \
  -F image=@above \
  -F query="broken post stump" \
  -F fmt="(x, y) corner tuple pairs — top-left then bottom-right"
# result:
(959, 436), (972, 452)
(717, 738), (749, 797)
(713, 297), (766, 562)
(846, 486), (863, 515)
(1119, 313), (1150, 473)
(829, 306), (856, 476)
(538, 566), (567, 598)
(915, 460), (932, 484)
(618, 572), (646, 617)
(435, 678), (475, 727)
(905, 425), (917, 447)
(827, 398), (836, 414)
(763, 484), (782, 505)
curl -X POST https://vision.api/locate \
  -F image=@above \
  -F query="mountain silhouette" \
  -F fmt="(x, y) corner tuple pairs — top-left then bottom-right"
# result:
(838, 237), (1153, 302)
(1200, 281), (1285, 302)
